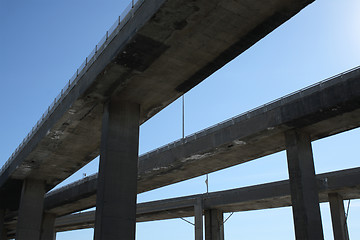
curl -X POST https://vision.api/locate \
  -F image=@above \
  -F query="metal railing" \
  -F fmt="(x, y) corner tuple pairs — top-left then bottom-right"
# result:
(0, 0), (145, 176)
(46, 173), (98, 197)
(140, 65), (360, 159)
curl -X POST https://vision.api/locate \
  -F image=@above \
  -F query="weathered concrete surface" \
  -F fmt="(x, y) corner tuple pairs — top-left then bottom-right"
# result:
(0, 0), (315, 210)
(94, 100), (140, 240)
(43, 68), (360, 216)
(5, 166), (360, 237)
(15, 179), (45, 240)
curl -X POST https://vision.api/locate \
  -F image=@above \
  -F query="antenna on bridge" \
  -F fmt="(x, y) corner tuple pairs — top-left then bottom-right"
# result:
(182, 95), (185, 139)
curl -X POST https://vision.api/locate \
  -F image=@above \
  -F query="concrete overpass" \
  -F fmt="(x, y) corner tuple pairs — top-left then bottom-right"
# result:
(5, 166), (360, 239)
(38, 66), (360, 218)
(3, 0), (355, 238)
(2, 66), (359, 239)
(0, 0), (314, 203)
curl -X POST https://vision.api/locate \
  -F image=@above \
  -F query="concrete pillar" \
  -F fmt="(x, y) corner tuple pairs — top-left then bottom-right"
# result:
(40, 212), (56, 240)
(328, 193), (349, 240)
(205, 209), (224, 240)
(285, 130), (324, 240)
(194, 198), (203, 240)
(94, 98), (140, 240)
(16, 179), (45, 240)
(0, 209), (7, 240)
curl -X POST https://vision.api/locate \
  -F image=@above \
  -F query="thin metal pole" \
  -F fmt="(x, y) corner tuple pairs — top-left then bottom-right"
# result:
(182, 95), (185, 139)
(205, 174), (209, 194)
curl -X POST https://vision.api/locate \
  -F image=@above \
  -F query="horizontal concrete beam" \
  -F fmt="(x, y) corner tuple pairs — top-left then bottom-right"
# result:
(5, 166), (360, 236)
(43, 67), (360, 216)
(55, 166), (360, 230)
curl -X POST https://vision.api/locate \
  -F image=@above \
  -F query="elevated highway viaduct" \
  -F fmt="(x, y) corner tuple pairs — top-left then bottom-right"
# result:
(40, 67), (360, 217)
(0, 0), (315, 202)
(3, 67), (360, 239)
(0, 0), (317, 239)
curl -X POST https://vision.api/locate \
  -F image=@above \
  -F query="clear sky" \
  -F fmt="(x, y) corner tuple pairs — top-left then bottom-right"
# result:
(1, 0), (360, 239)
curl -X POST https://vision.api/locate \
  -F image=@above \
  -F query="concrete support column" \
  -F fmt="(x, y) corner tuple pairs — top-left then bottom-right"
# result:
(328, 193), (349, 240)
(0, 209), (7, 240)
(94, 98), (140, 240)
(194, 198), (203, 240)
(285, 130), (324, 240)
(40, 212), (57, 240)
(205, 209), (224, 240)
(16, 179), (45, 240)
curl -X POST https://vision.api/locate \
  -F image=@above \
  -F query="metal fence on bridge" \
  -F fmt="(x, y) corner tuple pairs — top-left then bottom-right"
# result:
(0, 0), (144, 175)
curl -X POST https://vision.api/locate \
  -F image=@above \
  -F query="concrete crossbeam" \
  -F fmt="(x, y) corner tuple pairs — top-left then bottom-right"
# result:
(285, 130), (324, 240)
(94, 99), (140, 240)
(328, 193), (349, 240)
(16, 179), (45, 240)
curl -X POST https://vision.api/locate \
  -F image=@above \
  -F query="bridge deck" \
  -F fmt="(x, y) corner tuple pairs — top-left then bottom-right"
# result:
(43, 67), (360, 216)
(0, 0), (314, 210)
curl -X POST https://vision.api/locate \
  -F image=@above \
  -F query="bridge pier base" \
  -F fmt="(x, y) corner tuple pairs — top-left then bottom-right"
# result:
(285, 130), (324, 240)
(329, 193), (349, 240)
(0, 209), (7, 240)
(15, 179), (45, 240)
(205, 209), (224, 240)
(194, 198), (203, 240)
(94, 98), (140, 240)
(40, 212), (56, 240)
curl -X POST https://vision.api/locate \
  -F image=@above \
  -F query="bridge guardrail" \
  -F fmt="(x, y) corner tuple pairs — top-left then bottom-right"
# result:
(0, 0), (144, 176)
(140, 65), (360, 160)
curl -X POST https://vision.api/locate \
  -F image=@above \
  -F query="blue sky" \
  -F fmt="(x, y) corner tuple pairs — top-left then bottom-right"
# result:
(1, 0), (360, 239)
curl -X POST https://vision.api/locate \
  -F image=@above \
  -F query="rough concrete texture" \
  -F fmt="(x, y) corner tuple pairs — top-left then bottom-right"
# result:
(15, 179), (45, 240)
(41, 68), (360, 216)
(0, 0), (315, 210)
(94, 99), (140, 240)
